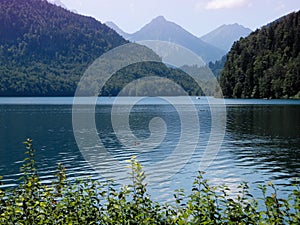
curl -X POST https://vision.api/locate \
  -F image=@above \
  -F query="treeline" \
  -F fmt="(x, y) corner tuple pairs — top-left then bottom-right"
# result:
(220, 11), (300, 99)
(102, 62), (204, 96)
(208, 55), (227, 78)
(76, 59), (218, 97)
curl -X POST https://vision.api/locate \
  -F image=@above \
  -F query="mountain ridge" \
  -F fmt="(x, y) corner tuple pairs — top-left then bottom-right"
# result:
(200, 23), (252, 51)
(105, 21), (130, 39)
(106, 16), (226, 63)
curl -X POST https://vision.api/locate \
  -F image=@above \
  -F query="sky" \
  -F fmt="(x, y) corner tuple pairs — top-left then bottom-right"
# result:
(58, 0), (300, 36)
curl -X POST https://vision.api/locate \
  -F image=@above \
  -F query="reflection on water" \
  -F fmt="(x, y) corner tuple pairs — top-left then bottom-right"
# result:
(0, 97), (299, 201)
(226, 105), (300, 180)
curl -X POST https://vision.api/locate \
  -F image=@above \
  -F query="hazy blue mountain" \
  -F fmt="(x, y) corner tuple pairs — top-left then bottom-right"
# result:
(127, 16), (226, 63)
(201, 23), (252, 51)
(105, 21), (130, 39)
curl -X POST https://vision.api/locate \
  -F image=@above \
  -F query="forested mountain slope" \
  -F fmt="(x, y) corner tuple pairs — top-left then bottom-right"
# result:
(220, 11), (300, 99)
(0, 0), (127, 96)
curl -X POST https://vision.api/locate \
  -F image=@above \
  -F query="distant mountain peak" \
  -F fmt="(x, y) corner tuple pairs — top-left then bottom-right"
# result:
(105, 21), (120, 31)
(128, 16), (225, 62)
(105, 21), (130, 39)
(200, 23), (252, 51)
(106, 16), (230, 62)
(140, 16), (179, 31)
(152, 15), (167, 22)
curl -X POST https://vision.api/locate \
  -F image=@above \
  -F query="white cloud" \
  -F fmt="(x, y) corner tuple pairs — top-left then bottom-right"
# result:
(205, 0), (250, 10)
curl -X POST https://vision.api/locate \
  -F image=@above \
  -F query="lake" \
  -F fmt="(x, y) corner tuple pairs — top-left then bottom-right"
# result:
(0, 97), (300, 201)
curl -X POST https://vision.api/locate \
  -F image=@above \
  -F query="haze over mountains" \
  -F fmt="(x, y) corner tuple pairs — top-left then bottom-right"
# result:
(200, 24), (252, 51)
(107, 16), (225, 63)
(50, 1), (250, 63)
(105, 21), (131, 39)
(106, 16), (252, 62)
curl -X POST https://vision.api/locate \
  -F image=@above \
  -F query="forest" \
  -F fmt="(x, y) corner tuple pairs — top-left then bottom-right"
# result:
(220, 11), (300, 99)
(0, 0), (128, 96)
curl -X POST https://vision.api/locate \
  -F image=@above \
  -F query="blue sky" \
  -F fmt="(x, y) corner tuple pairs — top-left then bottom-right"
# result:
(58, 0), (300, 36)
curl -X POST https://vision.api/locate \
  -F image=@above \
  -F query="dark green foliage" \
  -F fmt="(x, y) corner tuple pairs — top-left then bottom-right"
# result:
(0, 139), (300, 224)
(220, 11), (300, 99)
(101, 62), (204, 96)
(208, 55), (227, 78)
(0, 0), (127, 96)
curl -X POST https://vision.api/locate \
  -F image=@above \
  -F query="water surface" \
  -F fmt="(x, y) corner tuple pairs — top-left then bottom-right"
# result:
(0, 97), (299, 200)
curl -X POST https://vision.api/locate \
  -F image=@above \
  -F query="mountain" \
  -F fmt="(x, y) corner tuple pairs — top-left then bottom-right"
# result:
(0, 1), (206, 97)
(105, 21), (130, 39)
(220, 11), (300, 99)
(0, 0), (127, 96)
(200, 23), (252, 51)
(127, 16), (226, 63)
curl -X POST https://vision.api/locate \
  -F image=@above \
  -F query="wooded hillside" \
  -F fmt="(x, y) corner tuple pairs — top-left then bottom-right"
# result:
(220, 11), (300, 99)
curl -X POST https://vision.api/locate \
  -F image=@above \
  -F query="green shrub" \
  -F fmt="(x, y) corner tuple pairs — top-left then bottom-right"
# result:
(0, 139), (299, 224)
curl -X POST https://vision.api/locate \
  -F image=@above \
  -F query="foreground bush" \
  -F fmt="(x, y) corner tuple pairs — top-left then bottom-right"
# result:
(0, 139), (299, 224)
